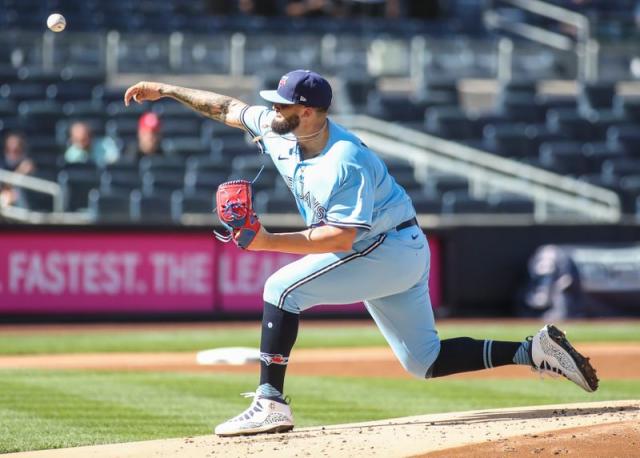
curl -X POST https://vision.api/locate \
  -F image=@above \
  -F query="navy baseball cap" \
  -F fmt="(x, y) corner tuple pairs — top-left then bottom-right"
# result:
(260, 70), (332, 108)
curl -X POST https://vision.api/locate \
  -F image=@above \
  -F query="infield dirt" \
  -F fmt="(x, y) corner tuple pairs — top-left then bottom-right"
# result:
(6, 400), (639, 458)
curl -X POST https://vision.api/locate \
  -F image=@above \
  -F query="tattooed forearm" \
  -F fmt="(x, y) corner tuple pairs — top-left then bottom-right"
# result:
(160, 85), (246, 128)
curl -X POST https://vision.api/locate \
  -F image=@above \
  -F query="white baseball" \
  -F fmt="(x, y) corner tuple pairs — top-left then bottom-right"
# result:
(47, 13), (66, 32)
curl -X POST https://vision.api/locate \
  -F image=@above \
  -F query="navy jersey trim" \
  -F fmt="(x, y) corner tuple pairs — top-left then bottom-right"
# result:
(239, 105), (259, 137)
(325, 218), (371, 230)
(240, 105), (267, 154)
(276, 234), (386, 309)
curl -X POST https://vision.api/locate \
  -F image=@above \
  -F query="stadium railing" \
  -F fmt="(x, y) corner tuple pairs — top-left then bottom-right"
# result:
(338, 115), (622, 223)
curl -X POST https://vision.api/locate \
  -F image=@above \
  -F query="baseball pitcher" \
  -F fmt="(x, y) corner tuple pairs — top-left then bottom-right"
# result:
(124, 70), (598, 437)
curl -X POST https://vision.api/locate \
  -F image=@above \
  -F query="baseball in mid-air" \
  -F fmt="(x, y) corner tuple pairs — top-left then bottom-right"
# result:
(46, 13), (66, 32)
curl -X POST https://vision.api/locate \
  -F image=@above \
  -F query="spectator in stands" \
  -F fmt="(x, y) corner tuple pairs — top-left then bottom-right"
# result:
(124, 112), (167, 161)
(64, 121), (119, 167)
(0, 132), (35, 208)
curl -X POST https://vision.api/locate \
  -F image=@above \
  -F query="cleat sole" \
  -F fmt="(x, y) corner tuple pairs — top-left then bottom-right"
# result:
(547, 324), (599, 392)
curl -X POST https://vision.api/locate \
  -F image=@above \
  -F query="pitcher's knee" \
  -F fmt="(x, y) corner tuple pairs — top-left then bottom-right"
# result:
(400, 357), (432, 379)
(398, 340), (441, 379)
(263, 274), (301, 314)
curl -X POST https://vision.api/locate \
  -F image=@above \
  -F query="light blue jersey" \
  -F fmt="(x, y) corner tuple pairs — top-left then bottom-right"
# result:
(240, 106), (416, 242)
(240, 105), (439, 379)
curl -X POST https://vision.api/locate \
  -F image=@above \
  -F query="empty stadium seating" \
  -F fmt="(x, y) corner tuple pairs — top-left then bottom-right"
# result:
(2, 0), (640, 223)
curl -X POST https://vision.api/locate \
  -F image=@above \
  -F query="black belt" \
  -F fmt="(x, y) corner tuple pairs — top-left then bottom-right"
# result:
(395, 217), (418, 231)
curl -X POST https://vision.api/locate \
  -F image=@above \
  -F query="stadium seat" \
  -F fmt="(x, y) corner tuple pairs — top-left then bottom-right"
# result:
(391, 170), (422, 192)
(0, 65), (19, 84)
(488, 194), (535, 214)
(172, 190), (214, 215)
(231, 154), (276, 173)
(186, 156), (231, 176)
(546, 108), (596, 141)
(141, 170), (185, 195)
(483, 123), (538, 158)
(103, 161), (139, 174)
(28, 149), (62, 169)
(177, 34), (232, 74)
(18, 100), (64, 136)
(601, 158), (640, 179)
(139, 156), (186, 176)
(59, 66), (105, 87)
(58, 168), (100, 211)
(215, 136), (259, 157)
(228, 170), (278, 193)
(408, 192), (442, 214)
(22, 188), (54, 212)
(100, 169), (141, 194)
(425, 173), (469, 195)
(88, 189), (131, 223)
(417, 78), (459, 103)
(424, 106), (475, 140)
(129, 189), (176, 223)
(578, 81), (616, 114)
(341, 75), (377, 110)
(184, 171), (228, 195)
(16, 68), (59, 85)
(26, 135), (61, 155)
(582, 142), (625, 173)
(613, 95), (640, 123)
(160, 118), (202, 137)
(496, 93), (545, 123)
(441, 191), (492, 214)
(607, 125), (640, 156)
(105, 118), (138, 140)
(619, 175), (640, 210)
(469, 112), (512, 138)
(385, 159), (415, 175)
(0, 82), (49, 102)
(0, 99), (16, 118)
(539, 141), (588, 175)
(62, 100), (107, 119)
(0, 117), (21, 137)
(588, 109), (622, 139)
(162, 137), (211, 156)
(498, 80), (537, 99)
(48, 81), (96, 102)
(254, 191), (299, 214)
(365, 91), (429, 122)
(535, 94), (577, 116)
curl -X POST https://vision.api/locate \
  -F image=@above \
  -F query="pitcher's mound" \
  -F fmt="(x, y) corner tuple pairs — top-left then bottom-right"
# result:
(8, 400), (639, 458)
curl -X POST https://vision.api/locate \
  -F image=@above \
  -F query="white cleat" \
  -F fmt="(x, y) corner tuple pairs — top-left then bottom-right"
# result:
(530, 324), (599, 392)
(214, 392), (294, 437)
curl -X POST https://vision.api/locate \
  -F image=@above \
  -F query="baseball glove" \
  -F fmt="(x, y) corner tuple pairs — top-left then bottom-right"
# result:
(214, 179), (261, 249)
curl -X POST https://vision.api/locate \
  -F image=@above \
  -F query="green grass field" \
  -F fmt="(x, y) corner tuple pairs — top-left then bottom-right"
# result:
(1, 321), (639, 355)
(1, 321), (639, 453)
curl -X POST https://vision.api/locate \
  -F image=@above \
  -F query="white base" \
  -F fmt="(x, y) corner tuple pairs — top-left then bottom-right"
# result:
(196, 347), (260, 365)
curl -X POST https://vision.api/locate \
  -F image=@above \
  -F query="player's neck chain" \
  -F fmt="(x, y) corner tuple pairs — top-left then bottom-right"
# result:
(295, 120), (328, 140)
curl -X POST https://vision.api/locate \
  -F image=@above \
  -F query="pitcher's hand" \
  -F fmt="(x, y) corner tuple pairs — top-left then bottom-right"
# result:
(124, 82), (165, 106)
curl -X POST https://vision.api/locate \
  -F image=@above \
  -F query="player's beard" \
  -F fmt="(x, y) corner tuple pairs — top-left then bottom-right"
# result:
(271, 113), (300, 135)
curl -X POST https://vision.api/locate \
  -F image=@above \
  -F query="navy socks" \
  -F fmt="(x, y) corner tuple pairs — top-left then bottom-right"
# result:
(428, 338), (530, 378)
(258, 302), (299, 396)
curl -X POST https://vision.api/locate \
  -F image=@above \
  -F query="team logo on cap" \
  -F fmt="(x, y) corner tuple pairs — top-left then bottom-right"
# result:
(278, 76), (289, 89)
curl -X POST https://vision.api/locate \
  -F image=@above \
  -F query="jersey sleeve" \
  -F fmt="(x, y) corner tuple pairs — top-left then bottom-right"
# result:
(325, 165), (374, 231)
(239, 105), (272, 138)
